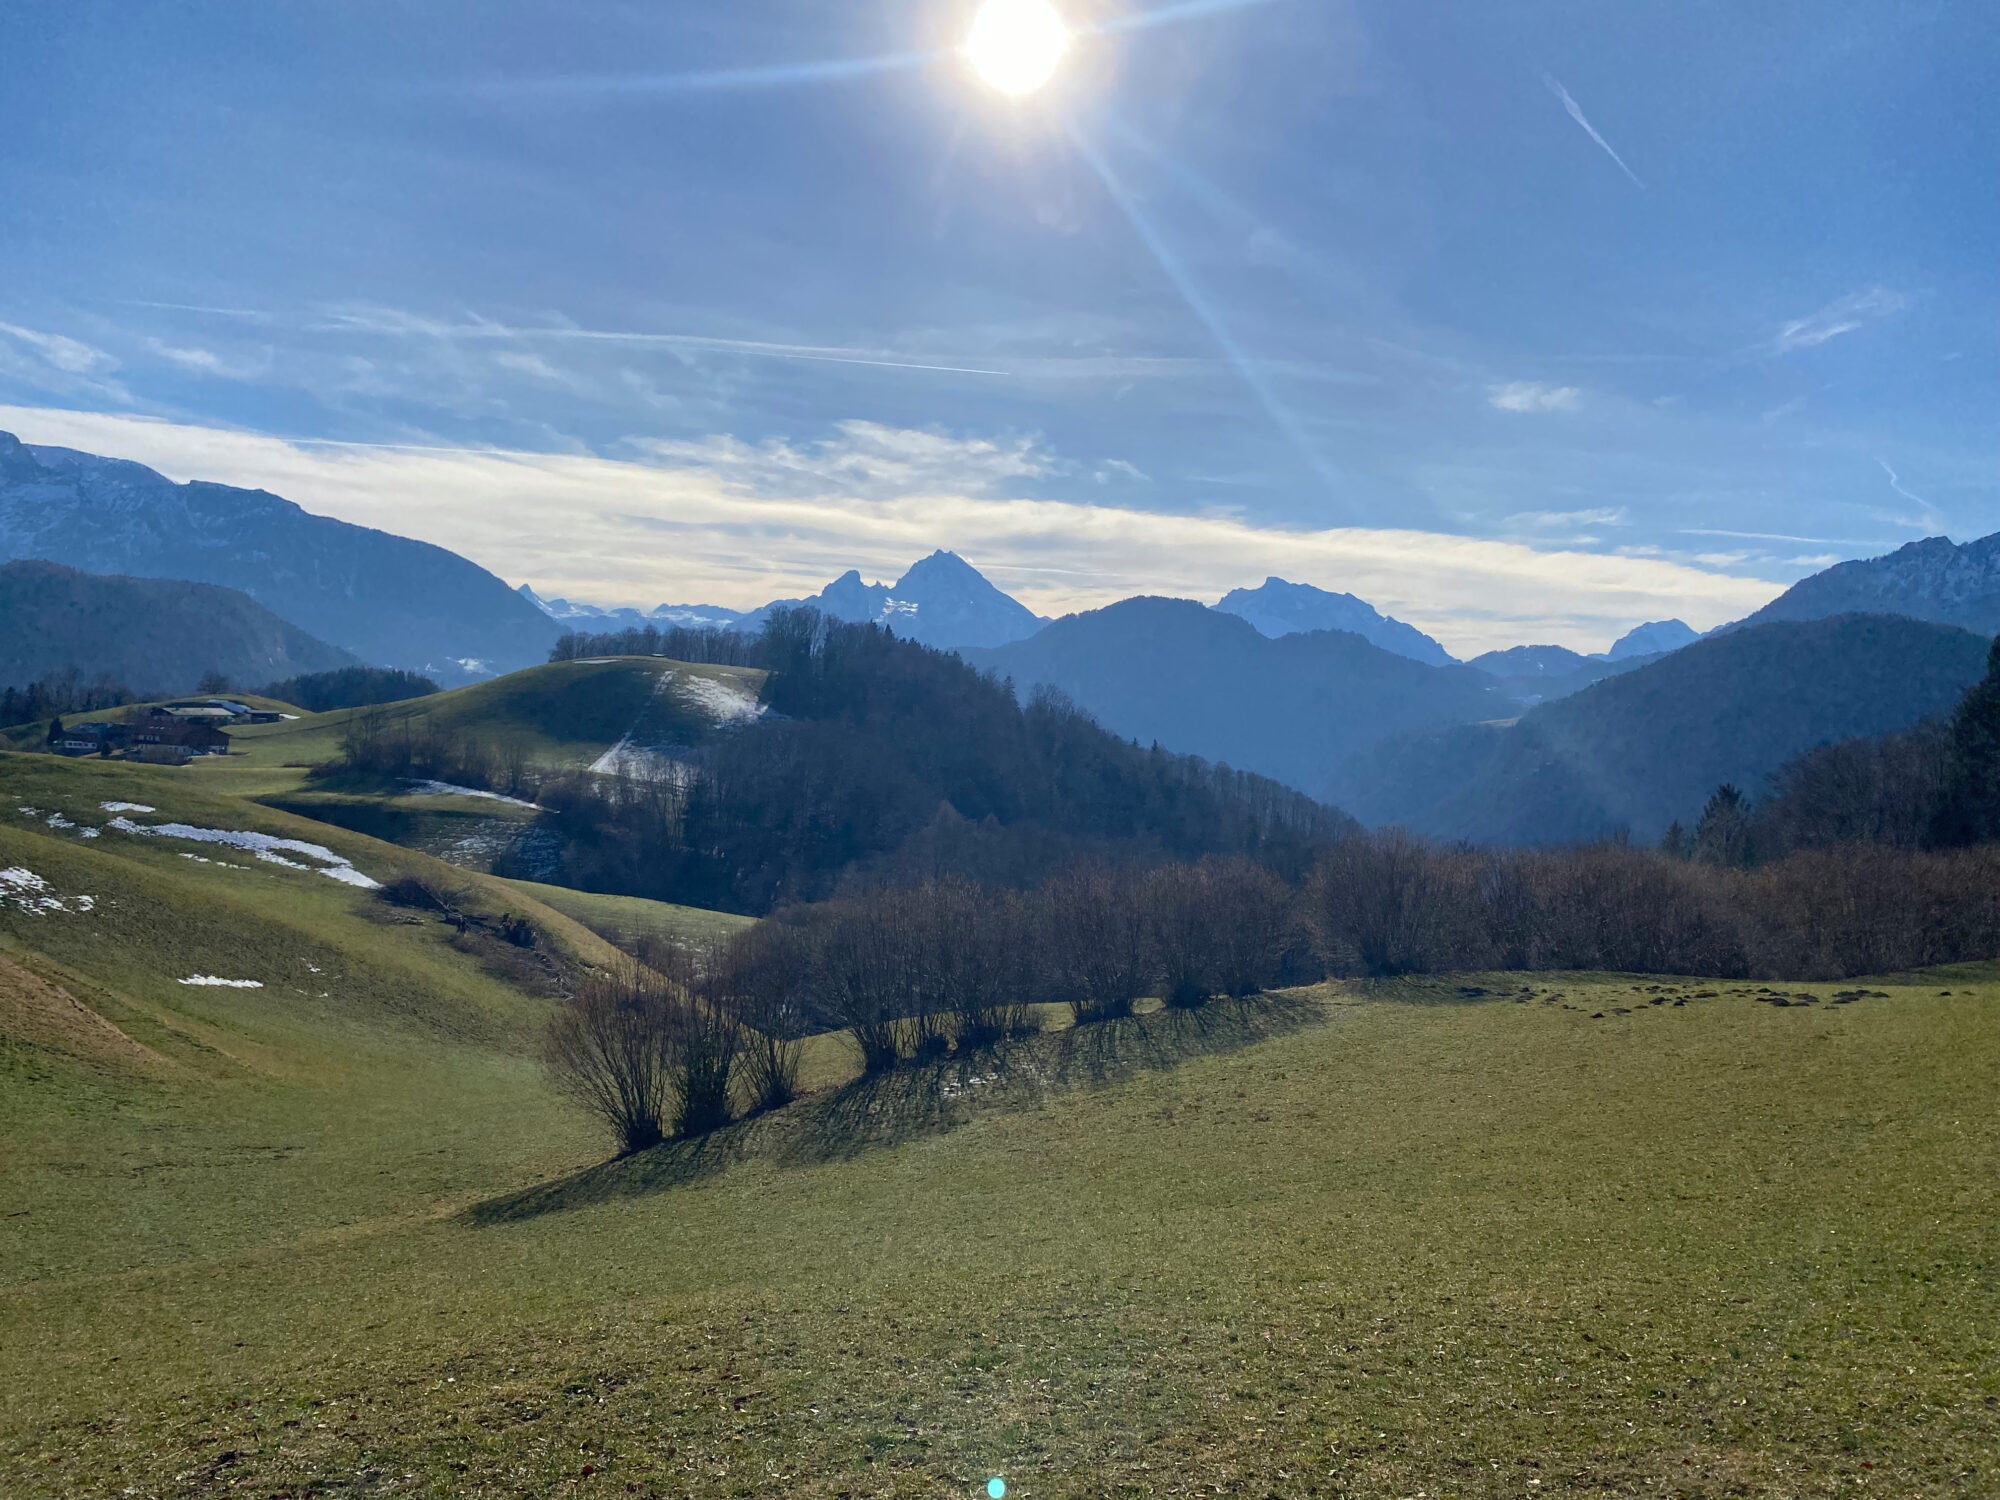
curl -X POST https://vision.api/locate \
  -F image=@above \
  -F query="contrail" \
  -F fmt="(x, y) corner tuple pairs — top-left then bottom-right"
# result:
(1067, 121), (1344, 497)
(1541, 73), (1644, 188)
(316, 313), (1011, 377)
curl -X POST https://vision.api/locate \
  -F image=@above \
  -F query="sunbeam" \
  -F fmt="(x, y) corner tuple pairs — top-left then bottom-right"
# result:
(1067, 121), (1346, 499)
(1089, 0), (1289, 38)
(466, 49), (947, 102)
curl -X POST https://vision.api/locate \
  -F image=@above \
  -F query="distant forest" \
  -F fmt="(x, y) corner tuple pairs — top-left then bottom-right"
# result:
(261, 666), (440, 713)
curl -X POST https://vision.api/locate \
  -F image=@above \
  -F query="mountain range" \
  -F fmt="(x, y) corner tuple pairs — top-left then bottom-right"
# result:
(11, 424), (2000, 847)
(0, 430), (559, 685)
(1327, 614), (1992, 844)
(0, 558), (358, 695)
(965, 597), (1512, 798)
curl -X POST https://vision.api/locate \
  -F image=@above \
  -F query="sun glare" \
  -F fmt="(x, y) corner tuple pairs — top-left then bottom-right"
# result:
(966, 0), (1071, 96)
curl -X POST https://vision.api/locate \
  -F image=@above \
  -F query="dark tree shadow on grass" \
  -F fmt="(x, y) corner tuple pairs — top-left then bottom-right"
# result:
(467, 989), (1326, 1225)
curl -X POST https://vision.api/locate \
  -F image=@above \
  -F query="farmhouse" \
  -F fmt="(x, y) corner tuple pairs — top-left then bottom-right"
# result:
(129, 718), (230, 756)
(45, 720), (127, 757)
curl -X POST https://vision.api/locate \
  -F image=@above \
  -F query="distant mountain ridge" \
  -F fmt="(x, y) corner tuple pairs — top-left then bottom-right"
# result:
(0, 558), (358, 695)
(522, 551), (1045, 652)
(1330, 614), (1991, 844)
(1728, 532), (2000, 636)
(0, 430), (560, 685)
(728, 550), (1046, 650)
(1212, 578), (1455, 665)
(966, 596), (1511, 800)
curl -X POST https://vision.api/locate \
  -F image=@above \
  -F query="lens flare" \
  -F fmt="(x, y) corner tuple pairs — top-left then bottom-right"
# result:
(966, 0), (1070, 95)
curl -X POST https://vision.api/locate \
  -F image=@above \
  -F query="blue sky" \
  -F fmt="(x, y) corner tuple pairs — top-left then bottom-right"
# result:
(1, 0), (1994, 652)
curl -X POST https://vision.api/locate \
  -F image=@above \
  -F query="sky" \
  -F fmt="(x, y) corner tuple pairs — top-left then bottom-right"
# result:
(1, 0), (1994, 654)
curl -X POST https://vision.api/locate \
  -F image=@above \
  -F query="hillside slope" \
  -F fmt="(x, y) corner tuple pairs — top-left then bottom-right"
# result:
(966, 596), (1510, 798)
(1331, 613), (1992, 842)
(0, 559), (358, 694)
(0, 430), (561, 683)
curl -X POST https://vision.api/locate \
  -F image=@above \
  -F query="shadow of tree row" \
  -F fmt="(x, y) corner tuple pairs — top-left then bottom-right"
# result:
(466, 989), (1326, 1225)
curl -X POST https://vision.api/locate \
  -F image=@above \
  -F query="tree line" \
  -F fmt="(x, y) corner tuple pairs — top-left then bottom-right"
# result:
(1, 669), (143, 730)
(550, 623), (763, 667)
(330, 707), (538, 798)
(1665, 634), (2000, 864)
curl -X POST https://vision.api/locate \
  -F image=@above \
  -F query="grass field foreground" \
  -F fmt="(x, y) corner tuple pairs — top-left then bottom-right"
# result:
(3, 947), (1995, 1498)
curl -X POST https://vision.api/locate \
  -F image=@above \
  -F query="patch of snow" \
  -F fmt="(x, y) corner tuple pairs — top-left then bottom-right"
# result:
(100, 802), (156, 813)
(178, 853), (249, 870)
(674, 673), (765, 725)
(45, 813), (75, 830)
(106, 818), (381, 890)
(405, 779), (539, 810)
(588, 740), (695, 781)
(17, 807), (39, 817)
(0, 866), (95, 916)
(278, 714), (300, 720)
(177, 975), (264, 988)
(80, 827), (100, 838)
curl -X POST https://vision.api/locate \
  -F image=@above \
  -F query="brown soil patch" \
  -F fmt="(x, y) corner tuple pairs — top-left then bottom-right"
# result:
(0, 951), (171, 1071)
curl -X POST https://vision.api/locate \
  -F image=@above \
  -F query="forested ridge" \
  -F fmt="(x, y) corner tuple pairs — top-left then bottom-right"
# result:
(513, 610), (1352, 911)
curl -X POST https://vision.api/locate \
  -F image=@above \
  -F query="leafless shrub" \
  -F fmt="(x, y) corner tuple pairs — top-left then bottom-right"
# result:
(542, 962), (677, 1155)
(1033, 861), (1153, 1024)
(1303, 831), (1492, 977)
(711, 921), (807, 1112)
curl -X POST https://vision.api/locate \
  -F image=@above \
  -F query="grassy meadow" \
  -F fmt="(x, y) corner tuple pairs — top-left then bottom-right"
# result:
(3, 741), (1995, 1500)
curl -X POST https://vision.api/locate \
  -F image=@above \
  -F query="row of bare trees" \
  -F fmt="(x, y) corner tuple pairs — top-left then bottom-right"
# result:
(331, 709), (539, 798)
(1303, 830), (2000, 981)
(547, 826), (2000, 1154)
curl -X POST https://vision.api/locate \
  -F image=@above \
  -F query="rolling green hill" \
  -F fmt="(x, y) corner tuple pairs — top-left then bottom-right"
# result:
(0, 558), (359, 696)
(222, 655), (768, 773)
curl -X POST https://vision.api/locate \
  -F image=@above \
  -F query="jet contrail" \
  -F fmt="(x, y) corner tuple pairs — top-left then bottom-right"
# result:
(1541, 73), (1644, 189)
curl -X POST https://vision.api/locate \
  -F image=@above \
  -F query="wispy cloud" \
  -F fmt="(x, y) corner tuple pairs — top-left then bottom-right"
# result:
(0, 322), (118, 376)
(1509, 507), (1626, 529)
(0, 405), (1785, 656)
(1489, 381), (1580, 413)
(1541, 74), (1644, 188)
(145, 340), (270, 381)
(1771, 288), (1909, 354)
(0, 322), (130, 403)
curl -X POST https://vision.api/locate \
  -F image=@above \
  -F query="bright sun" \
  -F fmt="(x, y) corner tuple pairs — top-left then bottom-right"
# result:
(965, 0), (1071, 96)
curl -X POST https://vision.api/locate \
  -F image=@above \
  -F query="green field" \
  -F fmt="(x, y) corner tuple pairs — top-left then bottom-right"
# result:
(4, 744), (1995, 1500)
(494, 876), (756, 951)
